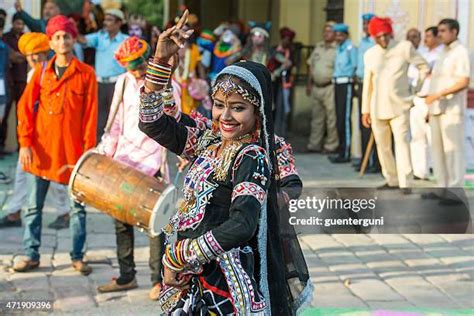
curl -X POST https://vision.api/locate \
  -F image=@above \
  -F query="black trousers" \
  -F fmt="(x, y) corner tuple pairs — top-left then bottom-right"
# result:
(1, 81), (26, 148)
(97, 82), (116, 143)
(115, 219), (165, 285)
(334, 82), (353, 159)
(355, 81), (380, 169)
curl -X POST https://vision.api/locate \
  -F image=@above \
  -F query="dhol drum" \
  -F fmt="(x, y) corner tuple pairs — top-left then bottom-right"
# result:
(69, 150), (177, 236)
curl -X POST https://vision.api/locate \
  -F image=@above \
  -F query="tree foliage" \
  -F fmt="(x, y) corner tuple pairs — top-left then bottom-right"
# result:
(123, 0), (164, 27)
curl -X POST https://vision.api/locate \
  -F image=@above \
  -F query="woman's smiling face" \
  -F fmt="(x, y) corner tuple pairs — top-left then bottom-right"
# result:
(212, 86), (257, 141)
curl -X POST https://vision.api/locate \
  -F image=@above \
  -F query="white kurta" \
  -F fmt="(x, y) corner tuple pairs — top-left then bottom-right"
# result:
(362, 40), (429, 188)
(409, 45), (444, 179)
(428, 40), (470, 187)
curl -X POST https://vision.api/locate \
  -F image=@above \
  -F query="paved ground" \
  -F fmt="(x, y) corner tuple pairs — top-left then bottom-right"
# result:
(0, 149), (473, 315)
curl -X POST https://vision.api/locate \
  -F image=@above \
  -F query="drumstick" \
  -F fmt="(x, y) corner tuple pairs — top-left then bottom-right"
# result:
(359, 133), (374, 177)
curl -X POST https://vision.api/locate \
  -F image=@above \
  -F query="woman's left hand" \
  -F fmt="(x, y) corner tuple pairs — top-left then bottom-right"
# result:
(155, 10), (194, 62)
(163, 266), (191, 290)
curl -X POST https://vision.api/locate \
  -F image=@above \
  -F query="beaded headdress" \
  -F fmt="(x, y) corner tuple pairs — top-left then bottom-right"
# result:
(211, 77), (260, 108)
(213, 65), (271, 173)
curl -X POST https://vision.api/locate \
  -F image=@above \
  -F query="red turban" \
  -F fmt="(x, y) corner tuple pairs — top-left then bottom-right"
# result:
(46, 15), (78, 39)
(280, 27), (296, 40)
(368, 17), (393, 37)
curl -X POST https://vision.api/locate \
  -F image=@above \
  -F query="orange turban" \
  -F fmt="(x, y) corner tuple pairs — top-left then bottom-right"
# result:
(368, 17), (393, 37)
(46, 15), (78, 38)
(114, 36), (150, 69)
(18, 32), (50, 55)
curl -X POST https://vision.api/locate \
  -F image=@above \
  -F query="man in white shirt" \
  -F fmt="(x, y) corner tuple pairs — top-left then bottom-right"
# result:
(425, 19), (470, 202)
(410, 26), (444, 180)
(361, 17), (429, 192)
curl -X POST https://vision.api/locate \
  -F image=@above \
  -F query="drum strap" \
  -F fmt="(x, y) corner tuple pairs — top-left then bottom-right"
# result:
(104, 76), (128, 133)
(159, 147), (170, 184)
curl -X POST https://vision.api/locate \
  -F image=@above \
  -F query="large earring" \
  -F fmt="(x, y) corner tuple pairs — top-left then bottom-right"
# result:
(251, 119), (261, 142)
(212, 120), (219, 134)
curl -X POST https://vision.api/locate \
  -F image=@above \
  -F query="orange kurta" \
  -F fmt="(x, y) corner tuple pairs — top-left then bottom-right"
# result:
(17, 56), (98, 184)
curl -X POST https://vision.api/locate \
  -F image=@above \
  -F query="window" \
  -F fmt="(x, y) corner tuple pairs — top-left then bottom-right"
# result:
(325, 0), (344, 23)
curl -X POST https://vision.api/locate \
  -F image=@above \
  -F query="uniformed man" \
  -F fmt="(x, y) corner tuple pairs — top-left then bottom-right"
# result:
(425, 18), (470, 202)
(361, 17), (429, 192)
(306, 21), (338, 153)
(329, 23), (357, 163)
(354, 13), (380, 173)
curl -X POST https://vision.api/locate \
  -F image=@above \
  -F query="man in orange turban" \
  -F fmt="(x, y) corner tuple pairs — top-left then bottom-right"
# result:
(18, 33), (50, 80)
(361, 16), (428, 193)
(96, 36), (169, 300)
(18, 32), (50, 55)
(14, 15), (97, 274)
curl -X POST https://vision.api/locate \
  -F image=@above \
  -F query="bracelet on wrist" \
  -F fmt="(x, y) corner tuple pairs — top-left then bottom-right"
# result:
(146, 58), (172, 86)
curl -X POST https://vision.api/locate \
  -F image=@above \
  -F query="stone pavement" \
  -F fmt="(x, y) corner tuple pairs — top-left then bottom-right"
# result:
(0, 151), (473, 315)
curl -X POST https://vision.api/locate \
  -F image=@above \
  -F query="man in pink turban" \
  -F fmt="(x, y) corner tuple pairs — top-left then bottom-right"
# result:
(14, 14), (97, 274)
(45, 14), (78, 38)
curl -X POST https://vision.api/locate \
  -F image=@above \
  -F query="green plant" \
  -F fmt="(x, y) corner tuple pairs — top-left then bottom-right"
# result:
(123, 0), (164, 27)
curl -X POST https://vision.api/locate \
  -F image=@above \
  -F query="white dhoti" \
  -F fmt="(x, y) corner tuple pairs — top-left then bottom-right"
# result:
(410, 96), (432, 179)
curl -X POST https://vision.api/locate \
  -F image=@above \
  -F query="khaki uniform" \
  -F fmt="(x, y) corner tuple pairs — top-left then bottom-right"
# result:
(307, 41), (338, 151)
(428, 40), (470, 187)
(362, 40), (429, 188)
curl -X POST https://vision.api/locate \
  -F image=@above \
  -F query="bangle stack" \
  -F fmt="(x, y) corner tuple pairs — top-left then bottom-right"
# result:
(193, 231), (225, 264)
(146, 58), (172, 86)
(139, 90), (164, 123)
(162, 232), (224, 273)
(162, 239), (191, 272)
(161, 88), (180, 119)
(161, 88), (175, 107)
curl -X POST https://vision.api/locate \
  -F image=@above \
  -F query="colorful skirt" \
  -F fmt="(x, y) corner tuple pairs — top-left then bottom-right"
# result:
(159, 247), (267, 315)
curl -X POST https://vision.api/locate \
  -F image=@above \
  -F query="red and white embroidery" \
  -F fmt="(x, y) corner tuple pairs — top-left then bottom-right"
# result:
(194, 231), (225, 263)
(231, 182), (266, 205)
(182, 126), (200, 159)
(275, 136), (298, 179)
(190, 111), (211, 130)
(231, 144), (269, 182)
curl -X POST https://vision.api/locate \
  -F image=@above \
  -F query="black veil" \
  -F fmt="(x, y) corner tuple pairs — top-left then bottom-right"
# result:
(215, 61), (312, 315)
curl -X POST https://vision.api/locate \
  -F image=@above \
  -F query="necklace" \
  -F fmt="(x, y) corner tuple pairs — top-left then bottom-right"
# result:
(54, 61), (70, 79)
(212, 133), (252, 182)
(212, 142), (242, 182)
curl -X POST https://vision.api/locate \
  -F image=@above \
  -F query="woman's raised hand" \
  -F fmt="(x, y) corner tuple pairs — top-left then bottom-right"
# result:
(154, 10), (194, 62)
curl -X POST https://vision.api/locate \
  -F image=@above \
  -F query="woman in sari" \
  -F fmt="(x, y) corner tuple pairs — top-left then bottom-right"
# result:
(139, 11), (311, 315)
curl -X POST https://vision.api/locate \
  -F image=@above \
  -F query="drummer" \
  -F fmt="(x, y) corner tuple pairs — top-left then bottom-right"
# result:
(95, 36), (170, 300)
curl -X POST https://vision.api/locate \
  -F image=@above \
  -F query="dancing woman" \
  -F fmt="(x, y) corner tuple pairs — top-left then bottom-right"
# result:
(139, 11), (311, 315)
